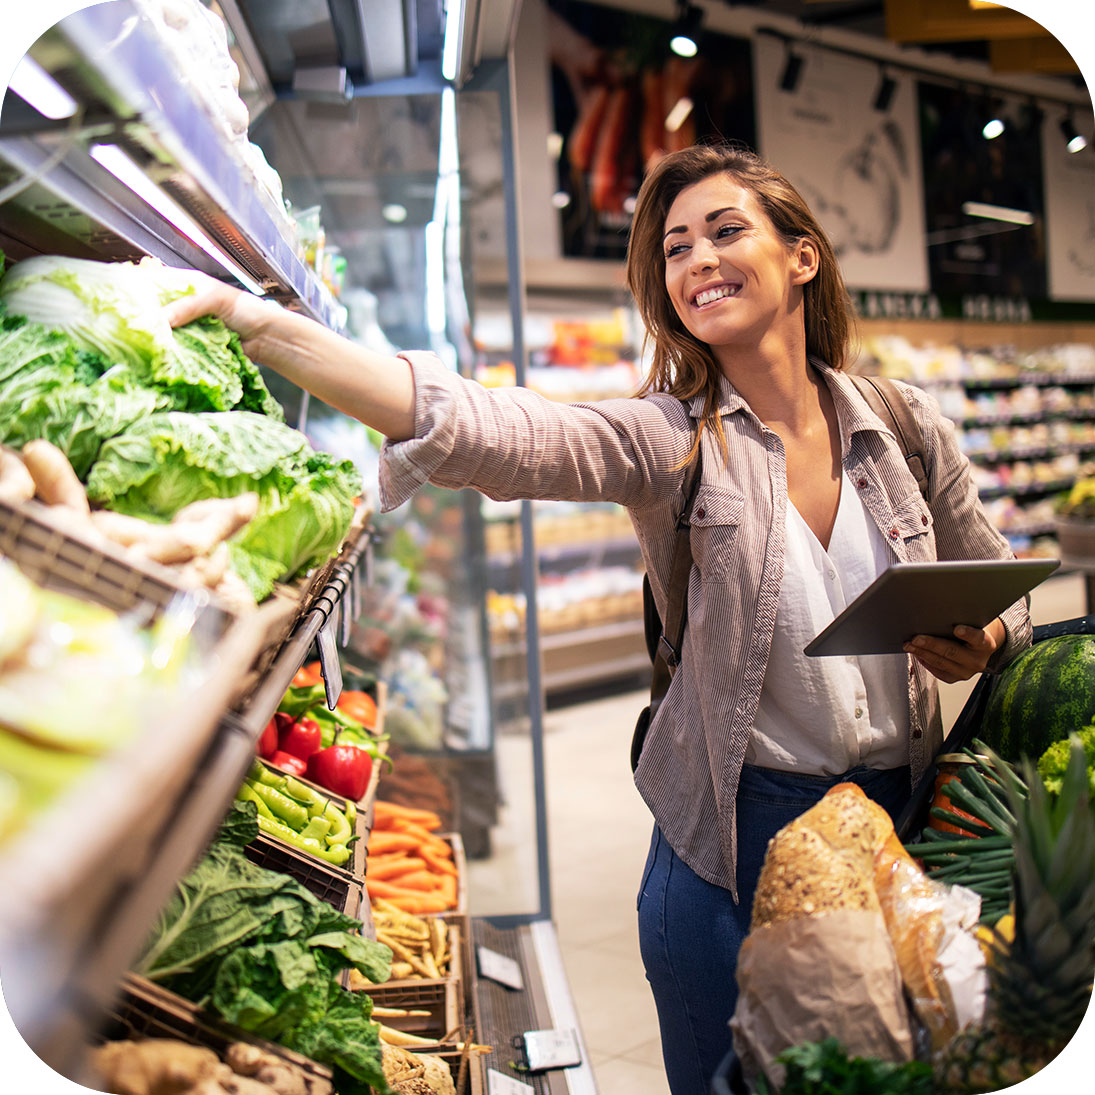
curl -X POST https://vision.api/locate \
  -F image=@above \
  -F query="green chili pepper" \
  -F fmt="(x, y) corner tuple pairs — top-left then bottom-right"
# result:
(256, 815), (351, 866)
(245, 779), (310, 829)
(300, 815), (333, 843)
(234, 782), (275, 820)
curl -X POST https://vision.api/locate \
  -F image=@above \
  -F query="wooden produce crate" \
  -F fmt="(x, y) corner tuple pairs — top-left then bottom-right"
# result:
(249, 759), (370, 881)
(415, 1044), (485, 1095)
(242, 836), (364, 919)
(88, 974), (335, 1091)
(350, 921), (463, 1041)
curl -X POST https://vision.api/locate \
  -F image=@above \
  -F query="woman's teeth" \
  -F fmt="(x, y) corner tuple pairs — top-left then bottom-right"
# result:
(694, 285), (739, 307)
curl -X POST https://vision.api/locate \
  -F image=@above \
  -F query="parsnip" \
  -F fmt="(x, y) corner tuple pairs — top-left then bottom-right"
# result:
(0, 447), (35, 504)
(20, 439), (88, 512)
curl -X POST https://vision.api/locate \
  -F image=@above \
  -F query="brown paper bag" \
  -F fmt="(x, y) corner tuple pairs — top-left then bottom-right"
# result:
(729, 909), (916, 1092)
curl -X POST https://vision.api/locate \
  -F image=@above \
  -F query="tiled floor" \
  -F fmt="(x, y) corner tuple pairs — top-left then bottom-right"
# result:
(542, 570), (1086, 1094)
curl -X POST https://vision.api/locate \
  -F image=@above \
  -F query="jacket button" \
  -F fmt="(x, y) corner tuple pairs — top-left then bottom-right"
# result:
(695, 506), (706, 520)
(889, 527), (899, 539)
(921, 515), (928, 526)
(912, 729), (923, 739)
(856, 477), (867, 489)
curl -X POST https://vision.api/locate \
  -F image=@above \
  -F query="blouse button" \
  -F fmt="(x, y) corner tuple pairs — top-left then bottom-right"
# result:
(912, 729), (923, 739)
(921, 515), (928, 526)
(695, 506), (706, 520)
(889, 527), (899, 539)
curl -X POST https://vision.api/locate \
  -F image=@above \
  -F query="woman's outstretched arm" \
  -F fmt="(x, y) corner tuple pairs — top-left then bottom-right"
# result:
(163, 272), (417, 440)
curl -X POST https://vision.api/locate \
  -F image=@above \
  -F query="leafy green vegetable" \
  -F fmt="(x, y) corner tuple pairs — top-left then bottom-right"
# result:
(1037, 724), (1095, 796)
(0, 255), (282, 417)
(138, 833), (393, 1095)
(86, 410), (360, 598)
(754, 1038), (933, 1095)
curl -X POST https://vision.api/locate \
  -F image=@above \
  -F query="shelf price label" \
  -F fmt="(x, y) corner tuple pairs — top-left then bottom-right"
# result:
(476, 945), (524, 990)
(317, 614), (343, 708)
(487, 1070), (534, 1095)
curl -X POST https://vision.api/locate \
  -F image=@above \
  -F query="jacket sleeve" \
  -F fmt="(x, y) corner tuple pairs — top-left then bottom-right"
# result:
(377, 351), (693, 513)
(900, 381), (1033, 671)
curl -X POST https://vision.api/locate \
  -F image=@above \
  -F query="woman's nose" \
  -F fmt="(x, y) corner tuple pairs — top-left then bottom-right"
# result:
(687, 238), (717, 272)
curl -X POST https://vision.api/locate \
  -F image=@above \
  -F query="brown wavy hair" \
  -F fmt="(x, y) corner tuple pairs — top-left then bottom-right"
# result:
(626, 143), (855, 460)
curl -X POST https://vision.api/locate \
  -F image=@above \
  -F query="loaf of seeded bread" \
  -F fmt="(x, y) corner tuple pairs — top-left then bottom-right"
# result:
(750, 781), (955, 1045)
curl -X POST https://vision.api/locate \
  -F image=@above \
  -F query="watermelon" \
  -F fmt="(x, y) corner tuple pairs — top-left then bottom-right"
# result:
(980, 634), (1095, 762)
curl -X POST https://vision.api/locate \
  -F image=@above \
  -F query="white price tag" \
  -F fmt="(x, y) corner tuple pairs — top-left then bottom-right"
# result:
(317, 616), (343, 708)
(476, 945), (524, 990)
(522, 1028), (582, 1070)
(487, 1069), (534, 1095)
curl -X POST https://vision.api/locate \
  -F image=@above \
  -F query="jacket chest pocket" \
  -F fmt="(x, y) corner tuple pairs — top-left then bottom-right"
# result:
(884, 492), (934, 560)
(688, 486), (746, 580)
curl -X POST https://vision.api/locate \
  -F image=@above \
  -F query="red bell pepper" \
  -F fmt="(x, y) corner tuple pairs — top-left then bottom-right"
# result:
(306, 743), (372, 801)
(267, 750), (308, 777)
(278, 717), (322, 760)
(257, 717), (279, 759)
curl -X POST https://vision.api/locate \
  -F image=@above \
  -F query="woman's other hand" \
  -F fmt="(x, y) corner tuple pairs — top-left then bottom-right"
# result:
(903, 618), (1006, 684)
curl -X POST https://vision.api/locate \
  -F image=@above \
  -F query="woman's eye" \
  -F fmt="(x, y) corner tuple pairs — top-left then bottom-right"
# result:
(665, 242), (688, 259)
(716, 224), (742, 240)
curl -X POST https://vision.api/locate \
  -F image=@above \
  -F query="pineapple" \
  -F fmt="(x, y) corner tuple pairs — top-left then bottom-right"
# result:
(934, 737), (1095, 1094)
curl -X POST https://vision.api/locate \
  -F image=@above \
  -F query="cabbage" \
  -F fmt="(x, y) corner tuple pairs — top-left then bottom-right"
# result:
(0, 255), (282, 418)
(88, 412), (361, 598)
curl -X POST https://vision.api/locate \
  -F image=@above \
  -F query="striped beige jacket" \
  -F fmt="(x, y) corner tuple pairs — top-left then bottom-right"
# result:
(380, 352), (1032, 899)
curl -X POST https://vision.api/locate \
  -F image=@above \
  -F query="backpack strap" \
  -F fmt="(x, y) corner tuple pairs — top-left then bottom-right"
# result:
(850, 373), (930, 502)
(633, 415), (701, 771)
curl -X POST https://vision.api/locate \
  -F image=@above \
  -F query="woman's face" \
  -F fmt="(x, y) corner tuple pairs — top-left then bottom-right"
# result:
(661, 173), (816, 358)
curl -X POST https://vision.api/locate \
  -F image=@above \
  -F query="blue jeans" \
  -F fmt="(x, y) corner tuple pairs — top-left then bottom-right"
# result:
(636, 764), (911, 1095)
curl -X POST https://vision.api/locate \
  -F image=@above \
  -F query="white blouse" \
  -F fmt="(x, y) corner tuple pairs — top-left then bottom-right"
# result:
(747, 470), (911, 775)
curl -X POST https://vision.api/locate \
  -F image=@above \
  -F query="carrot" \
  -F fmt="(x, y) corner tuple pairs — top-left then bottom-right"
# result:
(373, 801), (443, 831)
(366, 880), (450, 913)
(568, 83), (610, 173)
(390, 870), (442, 893)
(367, 855), (427, 881)
(388, 820), (451, 854)
(591, 85), (632, 214)
(436, 873), (458, 908)
(418, 844), (458, 877)
(367, 831), (421, 856)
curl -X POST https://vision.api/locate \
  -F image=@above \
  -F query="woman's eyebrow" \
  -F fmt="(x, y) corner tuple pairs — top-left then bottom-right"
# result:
(663, 206), (744, 243)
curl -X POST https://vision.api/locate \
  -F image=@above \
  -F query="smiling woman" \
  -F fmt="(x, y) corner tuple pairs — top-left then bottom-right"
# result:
(164, 142), (1032, 1095)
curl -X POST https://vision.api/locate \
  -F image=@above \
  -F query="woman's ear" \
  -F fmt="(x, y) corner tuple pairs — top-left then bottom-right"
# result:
(791, 237), (820, 285)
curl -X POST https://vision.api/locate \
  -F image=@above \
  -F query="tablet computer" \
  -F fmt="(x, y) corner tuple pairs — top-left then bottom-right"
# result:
(803, 558), (1060, 657)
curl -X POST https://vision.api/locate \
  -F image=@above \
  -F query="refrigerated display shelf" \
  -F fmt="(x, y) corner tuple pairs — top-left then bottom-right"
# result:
(0, 1), (342, 327)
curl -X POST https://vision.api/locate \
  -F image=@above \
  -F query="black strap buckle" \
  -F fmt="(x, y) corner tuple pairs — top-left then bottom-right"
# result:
(658, 635), (681, 672)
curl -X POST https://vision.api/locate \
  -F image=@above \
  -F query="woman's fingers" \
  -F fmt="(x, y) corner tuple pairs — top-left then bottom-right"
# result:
(162, 271), (280, 343)
(903, 622), (1000, 684)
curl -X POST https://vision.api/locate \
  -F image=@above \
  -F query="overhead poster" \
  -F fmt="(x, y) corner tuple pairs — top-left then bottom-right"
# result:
(753, 34), (929, 293)
(1042, 104), (1095, 301)
(547, 0), (755, 261)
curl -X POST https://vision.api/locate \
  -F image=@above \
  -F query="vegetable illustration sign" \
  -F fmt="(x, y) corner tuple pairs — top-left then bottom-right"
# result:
(753, 35), (930, 294)
(548, 0), (755, 261)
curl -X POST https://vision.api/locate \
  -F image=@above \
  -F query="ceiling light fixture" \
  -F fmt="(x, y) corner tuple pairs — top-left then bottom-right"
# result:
(873, 67), (897, 113)
(89, 143), (265, 295)
(962, 200), (1034, 225)
(1061, 115), (1088, 154)
(670, 2), (703, 59)
(779, 44), (804, 93)
(7, 55), (77, 119)
(441, 0), (466, 82)
(665, 96), (694, 133)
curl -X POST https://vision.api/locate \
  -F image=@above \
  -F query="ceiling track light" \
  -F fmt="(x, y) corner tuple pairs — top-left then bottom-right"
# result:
(872, 67), (896, 113)
(1060, 114), (1088, 154)
(778, 45), (804, 93)
(981, 96), (1006, 140)
(670, 2), (703, 59)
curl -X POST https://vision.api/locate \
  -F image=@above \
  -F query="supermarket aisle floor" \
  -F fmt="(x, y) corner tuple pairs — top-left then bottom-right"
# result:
(541, 570), (1085, 1095)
